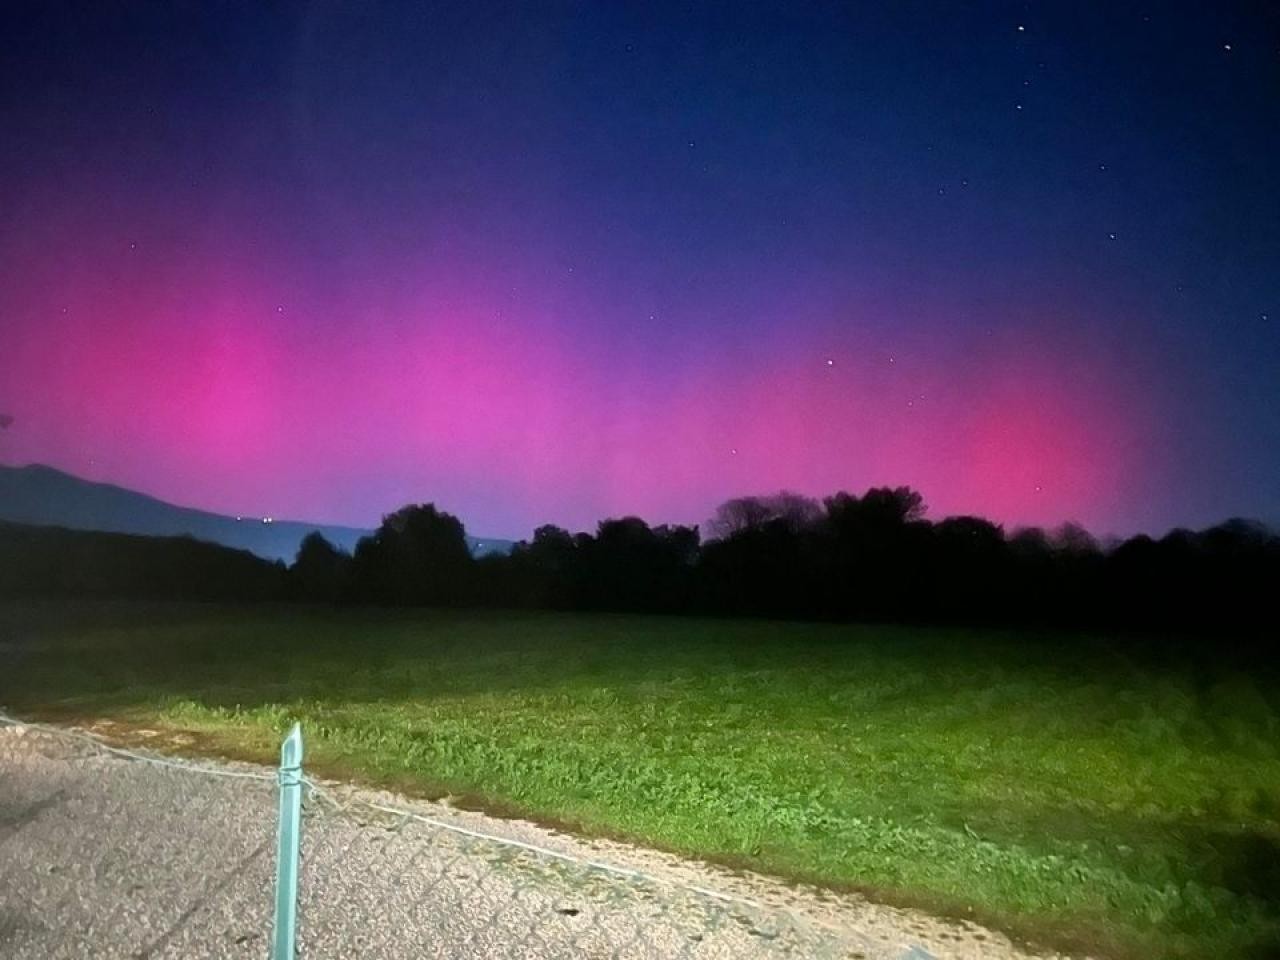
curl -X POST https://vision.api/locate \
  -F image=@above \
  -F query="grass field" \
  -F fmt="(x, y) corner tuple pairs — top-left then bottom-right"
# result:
(2, 602), (1278, 958)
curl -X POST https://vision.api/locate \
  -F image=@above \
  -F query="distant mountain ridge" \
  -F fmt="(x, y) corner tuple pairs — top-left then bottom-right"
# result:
(0, 464), (512, 562)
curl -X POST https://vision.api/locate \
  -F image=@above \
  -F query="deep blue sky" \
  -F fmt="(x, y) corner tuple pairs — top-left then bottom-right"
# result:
(1, 2), (1277, 537)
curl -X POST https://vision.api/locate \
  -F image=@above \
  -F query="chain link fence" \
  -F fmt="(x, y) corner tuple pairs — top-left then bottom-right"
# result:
(0, 714), (929, 960)
(296, 783), (877, 959)
(0, 715), (278, 959)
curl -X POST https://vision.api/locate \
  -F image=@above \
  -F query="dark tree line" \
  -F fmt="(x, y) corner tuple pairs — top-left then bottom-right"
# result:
(286, 489), (1280, 641)
(4, 489), (1273, 645)
(0, 521), (285, 601)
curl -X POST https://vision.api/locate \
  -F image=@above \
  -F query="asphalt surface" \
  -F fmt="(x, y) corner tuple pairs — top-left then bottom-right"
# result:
(0, 723), (1064, 960)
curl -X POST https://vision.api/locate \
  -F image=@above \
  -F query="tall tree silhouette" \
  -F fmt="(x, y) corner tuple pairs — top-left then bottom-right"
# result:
(352, 504), (472, 605)
(291, 531), (352, 601)
(707, 492), (822, 540)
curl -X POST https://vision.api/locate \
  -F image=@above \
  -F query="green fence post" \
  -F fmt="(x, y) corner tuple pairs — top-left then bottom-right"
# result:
(272, 723), (303, 960)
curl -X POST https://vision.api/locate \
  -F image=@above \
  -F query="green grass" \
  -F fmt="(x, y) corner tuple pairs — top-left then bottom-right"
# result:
(3, 601), (1279, 958)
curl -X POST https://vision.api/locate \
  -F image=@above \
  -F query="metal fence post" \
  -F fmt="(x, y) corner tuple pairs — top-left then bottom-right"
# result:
(272, 723), (303, 960)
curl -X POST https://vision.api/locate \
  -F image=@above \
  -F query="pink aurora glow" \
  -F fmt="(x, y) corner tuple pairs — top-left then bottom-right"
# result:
(0, 188), (1169, 539)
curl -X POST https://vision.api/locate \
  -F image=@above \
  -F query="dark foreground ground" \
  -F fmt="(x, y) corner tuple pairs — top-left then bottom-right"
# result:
(1, 601), (1278, 958)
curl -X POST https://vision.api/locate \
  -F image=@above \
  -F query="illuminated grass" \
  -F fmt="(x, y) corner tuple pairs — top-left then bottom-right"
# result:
(4, 602), (1279, 958)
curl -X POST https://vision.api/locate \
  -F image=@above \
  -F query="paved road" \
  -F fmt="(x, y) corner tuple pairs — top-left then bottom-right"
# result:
(0, 723), (1064, 960)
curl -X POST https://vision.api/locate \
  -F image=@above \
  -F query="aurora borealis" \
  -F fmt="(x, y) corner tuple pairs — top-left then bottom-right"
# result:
(1, 3), (1277, 539)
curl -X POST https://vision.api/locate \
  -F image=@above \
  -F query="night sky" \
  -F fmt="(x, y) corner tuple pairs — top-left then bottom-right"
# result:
(2, 2), (1277, 539)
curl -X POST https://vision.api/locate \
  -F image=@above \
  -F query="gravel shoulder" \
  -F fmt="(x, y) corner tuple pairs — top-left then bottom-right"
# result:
(0, 721), (1082, 960)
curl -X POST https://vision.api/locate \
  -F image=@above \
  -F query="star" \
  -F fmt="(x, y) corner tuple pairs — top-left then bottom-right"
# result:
(1017, 24), (1025, 32)
(825, 358), (834, 367)
(1223, 43), (1232, 52)
(1108, 232), (1117, 240)
(730, 447), (738, 455)
(1015, 103), (1024, 111)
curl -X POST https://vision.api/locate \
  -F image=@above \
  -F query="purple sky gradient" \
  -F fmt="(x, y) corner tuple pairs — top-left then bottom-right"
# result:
(1, 3), (1276, 539)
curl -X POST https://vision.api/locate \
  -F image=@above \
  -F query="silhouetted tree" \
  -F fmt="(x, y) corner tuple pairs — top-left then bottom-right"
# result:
(707, 492), (822, 540)
(922, 516), (1008, 621)
(699, 514), (818, 618)
(351, 504), (473, 605)
(290, 531), (352, 601)
(529, 524), (577, 563)
(497, 524), (580, 608)
(824, 487), (926, 533)
(575, 517), (699, 612)
(817, 487), (929, 618)
(707, 497), (773, 539)
(1051, 522), (1101, 556)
